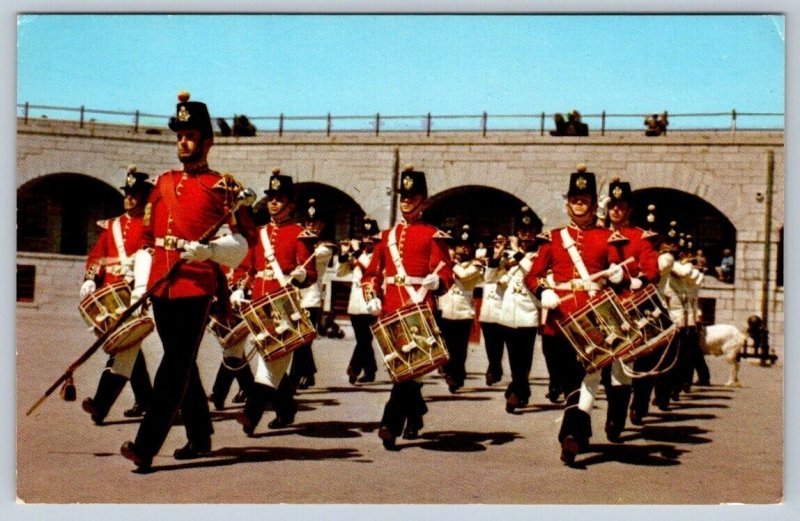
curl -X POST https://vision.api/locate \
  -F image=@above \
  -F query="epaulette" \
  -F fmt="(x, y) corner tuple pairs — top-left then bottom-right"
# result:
(213, 173), (243, 192)
(640, 228), (659, 241)
(297, 229), (319, 240)
(432, 229), (452, 240)
(608, 230), (629, 244)
(536, 230), (552, 243)
(96, 219), (111, 230)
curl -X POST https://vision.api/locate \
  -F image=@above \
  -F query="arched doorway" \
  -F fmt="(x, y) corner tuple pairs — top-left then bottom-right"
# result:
(424, 185), (541, 245)
(17, 173), (123, 255)
(630, 188), (737, 279)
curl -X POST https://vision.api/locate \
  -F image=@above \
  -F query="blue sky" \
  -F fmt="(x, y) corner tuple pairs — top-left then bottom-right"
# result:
(16, 14), (785, 130)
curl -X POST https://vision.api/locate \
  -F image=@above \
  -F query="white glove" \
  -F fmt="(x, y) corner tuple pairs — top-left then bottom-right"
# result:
(366, 298), (382, 316)
(131, 286), (147, 302)
(290, 266), (307, 283)
(629, 277), (643, 291)
(79, 280), (96, 299)
(180, 241), (213, 263)
(607, 263), (624, 285)
(474, 247), (487, 260)
(422, 273), (440, 291)
(658, 252), (675, 272)
(671, 261), (693, 277)
(122, 257), (136, 284)
(208, 233), (249, 268)
(541, 289), (560, 310)
(230, 288), (246, 306)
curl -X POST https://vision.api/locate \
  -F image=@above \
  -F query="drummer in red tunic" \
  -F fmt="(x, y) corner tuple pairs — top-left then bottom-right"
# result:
(232, 168), (317, 436)
(601, 179), (660, 439)
(80, 165), (154, 424)
(362, 165), (453, 450)
(523, 164), (625, 466)
(120, 92), (258, 471)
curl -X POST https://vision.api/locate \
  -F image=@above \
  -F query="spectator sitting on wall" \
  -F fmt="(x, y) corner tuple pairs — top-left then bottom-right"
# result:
(644, 112), (669, 136)
(550, 113), (567, 136)
(715, 248), (734, 282)
(233, 115), (257, 137)
(565, 110), (589, 136)
(695, 249), (708, 271)
(217, 118), (232, 137)
(550, 110), (588, 136)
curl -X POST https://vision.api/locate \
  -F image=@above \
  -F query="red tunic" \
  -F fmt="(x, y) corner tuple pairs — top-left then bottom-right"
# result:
(362, 222), (453, 314)
(240, 221), (317, 300)
(608, 225), (660, 299)
(85, 213), (146, 286)
(524, 224), (621, 336)
(142, 169), (257, 299)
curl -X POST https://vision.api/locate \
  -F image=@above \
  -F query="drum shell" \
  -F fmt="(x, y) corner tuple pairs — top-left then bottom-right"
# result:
(557, 289), (641, 373)
(208, 309), (250, 350)
(370, 302), (449, 383)
(241, 287), (317, 362)
(620, 285), (677, 363)
(78, 281), (155, 354)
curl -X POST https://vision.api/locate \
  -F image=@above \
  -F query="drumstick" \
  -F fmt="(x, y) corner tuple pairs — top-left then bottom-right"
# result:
(27, 188), (257, 416)
(556, 256), (635, 304)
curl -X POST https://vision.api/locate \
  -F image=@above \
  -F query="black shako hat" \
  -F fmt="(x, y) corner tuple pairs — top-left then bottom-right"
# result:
(567, 163), (597, 199)
(607, 177), (632, 204)
(265, 167), (295, 200)
(397, 164), (428, 199)
(120, 164), (152, 197)
(168, 91), (214, 140)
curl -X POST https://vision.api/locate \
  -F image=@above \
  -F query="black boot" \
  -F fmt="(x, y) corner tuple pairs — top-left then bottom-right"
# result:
(126, 351), (152, 417)
(268, 375), (297, 429)
(605, 385), (632, 443)
(237, 382), (274, 436)
(209, 361), (237, 410)
(83, 370), (128, 425)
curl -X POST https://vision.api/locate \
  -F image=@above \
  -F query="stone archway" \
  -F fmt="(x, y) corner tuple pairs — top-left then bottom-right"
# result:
(424, 185), (541, 245)
(630, 187), (737, 275)
(17, 173), (123, 255)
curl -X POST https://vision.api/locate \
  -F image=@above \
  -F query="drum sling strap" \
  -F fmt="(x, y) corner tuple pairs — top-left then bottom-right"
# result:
(387, 224), (445, 305)
(259, 226), (289, 287)
(111, 217), (129, 267)
(560, 227), (597, 298)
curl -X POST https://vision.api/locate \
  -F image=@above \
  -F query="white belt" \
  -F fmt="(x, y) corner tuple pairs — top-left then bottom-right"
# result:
(553, 279), (601, 292)
(387, 274), (425, 286)
(155, 235), (188, 251)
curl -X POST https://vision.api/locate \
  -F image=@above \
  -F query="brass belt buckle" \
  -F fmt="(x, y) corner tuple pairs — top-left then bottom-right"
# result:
(394, 275), (406, 285)
(163, 235), (178, 250)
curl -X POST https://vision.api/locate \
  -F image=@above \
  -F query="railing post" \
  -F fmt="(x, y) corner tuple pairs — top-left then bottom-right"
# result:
(134, 110), (140, 133)
(426, 113), (432, 137)
(24, 102), (29, 125)
(731, 109), (737, 134)
(79, 105), (85, 129)
(326, 113), (332, 136)
(481, 111), (487, 137)
(601, 110), (606, 136)
(375, 113), (380, 136)
(540, 112), (545, 136)
(278, 113), (284, 137)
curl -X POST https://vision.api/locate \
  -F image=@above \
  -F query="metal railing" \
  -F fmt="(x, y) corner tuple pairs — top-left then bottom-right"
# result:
(17, 102), (783, 136)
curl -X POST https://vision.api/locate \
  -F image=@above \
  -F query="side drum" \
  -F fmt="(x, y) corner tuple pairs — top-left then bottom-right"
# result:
(557, 289), (641, 373)
(78, 281), (154, 355)
(370, 302), (449, 383)
(240, 287), (317, 362)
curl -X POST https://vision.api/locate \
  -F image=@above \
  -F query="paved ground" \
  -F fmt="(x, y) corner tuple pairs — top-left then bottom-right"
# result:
(13, 311), (786, 515)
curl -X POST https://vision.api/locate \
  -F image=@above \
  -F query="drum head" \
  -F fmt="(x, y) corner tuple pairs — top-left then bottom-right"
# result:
(102, 317), (155, 355)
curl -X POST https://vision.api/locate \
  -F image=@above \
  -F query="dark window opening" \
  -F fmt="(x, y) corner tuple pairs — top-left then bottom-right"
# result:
(17, 264), (36, 302)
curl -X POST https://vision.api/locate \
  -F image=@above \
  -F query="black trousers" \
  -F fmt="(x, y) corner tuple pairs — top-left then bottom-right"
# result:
(480, 321), (506, 380)
(290, 307), (321, 382)
(129, 350), (154, 406)
(380, 380), (427, 436)
(542, 333), (585, 401)
(134, 296), (213, 458)
(347, 313), (378, 377)
(502, 325), (537, 402)
(440, 318), (473, 385)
